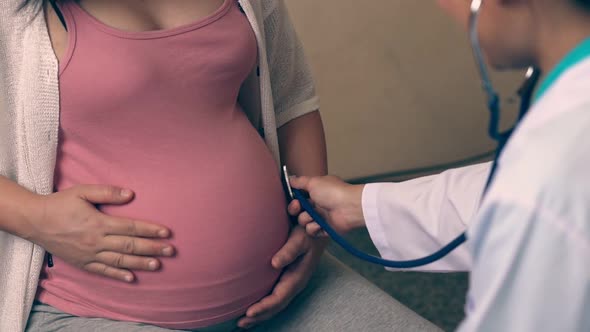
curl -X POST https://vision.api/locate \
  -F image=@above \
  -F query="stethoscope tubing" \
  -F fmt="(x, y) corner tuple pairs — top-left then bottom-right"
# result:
(292, 188), (467, 268)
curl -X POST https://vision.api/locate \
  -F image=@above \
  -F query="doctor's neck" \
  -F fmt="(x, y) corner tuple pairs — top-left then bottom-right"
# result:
(530, 0), (590, 74)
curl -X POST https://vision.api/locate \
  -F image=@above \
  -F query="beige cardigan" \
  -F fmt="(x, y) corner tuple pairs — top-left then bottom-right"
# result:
(0, 0), (319, 330)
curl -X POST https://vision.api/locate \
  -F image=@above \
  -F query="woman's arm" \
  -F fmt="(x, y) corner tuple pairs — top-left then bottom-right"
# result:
(278, 110), (327, 177)
(278, 109), (328, 247)
(0, 175), (174, 281)
(0, 176), (41, 238)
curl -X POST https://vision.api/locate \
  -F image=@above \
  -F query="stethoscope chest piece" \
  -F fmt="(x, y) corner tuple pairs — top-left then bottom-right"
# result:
(282, 166), (295, 201)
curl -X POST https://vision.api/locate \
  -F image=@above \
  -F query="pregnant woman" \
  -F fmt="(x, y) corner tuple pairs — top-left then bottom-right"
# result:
(0, 0), (440, 331)
(39, 0), (292, 328)
(1, 0), (322, 330)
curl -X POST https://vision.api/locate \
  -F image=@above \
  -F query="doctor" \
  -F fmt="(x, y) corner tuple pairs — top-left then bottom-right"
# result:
(289, 0), (590, 330)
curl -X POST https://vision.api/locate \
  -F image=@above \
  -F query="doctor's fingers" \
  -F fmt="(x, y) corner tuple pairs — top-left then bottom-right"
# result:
(297, 210), (313, 226)
(288, 199), (321, 234)
(288, 175), (312, 190)
(305, 222), (328, 238)
(287, 200), (302, 216)
(298, 212), (326, 237)
(296, 203), (330, 237)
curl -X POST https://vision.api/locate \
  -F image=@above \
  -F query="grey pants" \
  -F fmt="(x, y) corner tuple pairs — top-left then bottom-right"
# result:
(27, 254), (440, 332)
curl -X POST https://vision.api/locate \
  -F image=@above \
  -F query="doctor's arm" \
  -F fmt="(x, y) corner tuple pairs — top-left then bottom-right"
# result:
(290, 162), (491, 272)
(363, 162), (490, 271)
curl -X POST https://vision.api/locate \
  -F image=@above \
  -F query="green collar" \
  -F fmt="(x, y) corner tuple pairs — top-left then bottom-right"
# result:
(535, 37), (590, 102)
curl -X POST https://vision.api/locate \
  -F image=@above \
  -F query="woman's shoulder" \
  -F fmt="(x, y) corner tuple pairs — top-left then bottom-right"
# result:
(1, 1), (42, 84)
(246, 0), (283, 19)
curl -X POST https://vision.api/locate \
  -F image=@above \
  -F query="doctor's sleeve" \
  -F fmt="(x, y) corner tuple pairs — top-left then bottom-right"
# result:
(363, 162), (490, 272)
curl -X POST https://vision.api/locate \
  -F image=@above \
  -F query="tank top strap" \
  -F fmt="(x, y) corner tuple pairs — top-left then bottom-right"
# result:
(52, 1), (81, 76)
(56, 0), (109, 36)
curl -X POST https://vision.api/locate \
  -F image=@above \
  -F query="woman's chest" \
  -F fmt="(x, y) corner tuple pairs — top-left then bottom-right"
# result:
(45, 0), (241, 62)
(52, 0), (257, 119)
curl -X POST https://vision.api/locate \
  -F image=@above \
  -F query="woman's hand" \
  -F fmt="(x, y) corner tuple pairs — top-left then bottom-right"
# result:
(238, 226), (326, 329)
(26, 185), (175, 282)
(287, 175), (366, 237)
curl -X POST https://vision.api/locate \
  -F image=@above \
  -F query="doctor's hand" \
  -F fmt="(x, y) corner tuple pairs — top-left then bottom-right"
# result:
(238, 226), (326, 329)
(287, 175), (366, 237)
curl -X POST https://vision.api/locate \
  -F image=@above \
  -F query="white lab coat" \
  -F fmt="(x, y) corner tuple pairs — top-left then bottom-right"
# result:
(363, 162), (491, 271)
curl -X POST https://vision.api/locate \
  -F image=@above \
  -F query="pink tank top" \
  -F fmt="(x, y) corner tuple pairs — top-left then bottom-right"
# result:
(36, 0), (290, 329)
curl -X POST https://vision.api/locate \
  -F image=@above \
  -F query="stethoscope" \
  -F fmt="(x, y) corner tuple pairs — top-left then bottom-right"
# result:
(282, 0), (541, 268)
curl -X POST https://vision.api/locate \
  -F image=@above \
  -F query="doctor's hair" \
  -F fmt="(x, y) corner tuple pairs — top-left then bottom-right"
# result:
(574, 0), (590, 9)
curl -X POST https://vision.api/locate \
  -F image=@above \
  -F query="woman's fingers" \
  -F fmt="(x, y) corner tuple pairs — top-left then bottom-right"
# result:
(95, 251), (161, 272)
(101, 235), (174, 257)
(271, 227), (309, 269)
(102, 216), (170, 238)
(75, 184), (135, 205)
(84, 262), (135, 282)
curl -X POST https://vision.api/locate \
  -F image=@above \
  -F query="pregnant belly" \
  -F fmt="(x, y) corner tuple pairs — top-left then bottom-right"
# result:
(39, 114), (290, 329)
